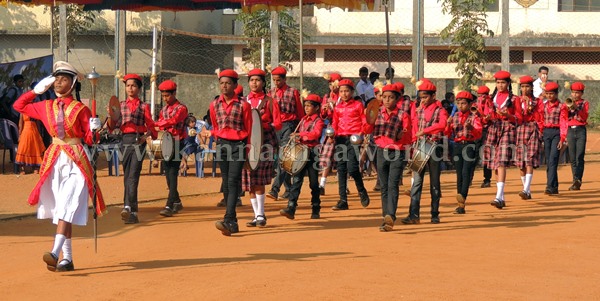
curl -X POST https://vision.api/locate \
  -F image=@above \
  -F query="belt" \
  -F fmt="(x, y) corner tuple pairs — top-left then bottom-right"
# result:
(217, 137), (245, 143)
(570, 125), (585, 129)
(456, 140), (476, 145)
(52, 137), (82, 145)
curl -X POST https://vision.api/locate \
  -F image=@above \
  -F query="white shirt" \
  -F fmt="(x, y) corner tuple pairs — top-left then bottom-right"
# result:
(356, 80), (375, 102)
(533, 78), (544, 98)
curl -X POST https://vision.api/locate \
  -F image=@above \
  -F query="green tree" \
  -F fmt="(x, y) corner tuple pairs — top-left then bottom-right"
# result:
(45, 5), (98, 50)
(440, 0), (495, 90)
(237, 10), (302, 70)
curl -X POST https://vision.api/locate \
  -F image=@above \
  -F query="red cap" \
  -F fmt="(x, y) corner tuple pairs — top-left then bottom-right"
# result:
(158, 80), (177, 91)
(382, 84), (400, 94)
(248, 68), (266, 77)
(545, 81), (559, 91)
(329, 73), (342, 82)
(219, 69), (238, 79)
(338, 79), (355, 90)
(304, 94), (321, 104)
(123, 73), (142, 83)
(374, 87), (380, 94)
(271, 66), (287, 75)
(393, 82), (405, 91)
(519, 75), (534, 85)
(571, 82), (585, 91)
(477, 85), (490, 94)
(234, 85), (243, 95)
(417, 79), (436, 92)
(494, 70), (511, 80)
(456, 91), (474, 101)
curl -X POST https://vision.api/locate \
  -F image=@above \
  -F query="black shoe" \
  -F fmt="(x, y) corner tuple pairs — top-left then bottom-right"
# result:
(236, 198), (243, 207)
(43, 252), (58, 272)
(490, 198), (505, 209)
(544, 189), (552, 195)
(256, 215), (267, 227)
(373, 183), (381, 192)
(246, 219), (257, 227)
(56, 259), (75, 272)
(481, 181), (491, 188)
(380, 215), (394, 232)
(331, 200), (349, 211)
(311, 206), (321, 219)
(281, 191), (290, 199)
(120, 207), (131, 221)
(215, 220), (239, 236)
(400, 216), (420, 224)
(454, 207), (466, 214)
(569, 180), (582, 191)
(159, 207), (174, 217)
(266, 190), (278, 201)
(359, 190), (370, 208)
(431, 216), (440, 224)
(519, 191), (532, 200)
(545, 188), (559, 195)
(319, 186), (325, 196)
(173, 202), (183, 213)
(280, 208), (296, 220)
(124, 213), (139, 224)
(216, 198), (226, 207)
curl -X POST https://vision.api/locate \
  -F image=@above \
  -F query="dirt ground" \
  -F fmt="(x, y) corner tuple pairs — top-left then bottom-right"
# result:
(1, 132), (600, 300)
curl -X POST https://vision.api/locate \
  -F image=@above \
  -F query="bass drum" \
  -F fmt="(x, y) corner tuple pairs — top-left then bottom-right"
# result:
(280, 142), (309, 176)
(245, 108), (264, 171)
(146, 131), (174, 161)
(407, 138), (437, 174)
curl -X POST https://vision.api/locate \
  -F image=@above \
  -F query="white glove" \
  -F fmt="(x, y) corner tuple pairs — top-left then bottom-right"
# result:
(89, 117), (102, 131)
(33, 76), (56, 95)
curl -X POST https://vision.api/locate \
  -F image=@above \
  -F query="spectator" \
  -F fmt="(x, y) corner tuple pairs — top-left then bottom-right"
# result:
(368, 71), (380, 85)
(356, 67), (374, 104)
(1, 74), (26, 124)
(533, 66), (549, 98)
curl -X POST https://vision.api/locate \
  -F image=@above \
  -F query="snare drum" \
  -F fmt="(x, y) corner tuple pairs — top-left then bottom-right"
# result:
(407, 138), (437, 174)
(280, 143), (309, 176)
(146, 131), (174, 161)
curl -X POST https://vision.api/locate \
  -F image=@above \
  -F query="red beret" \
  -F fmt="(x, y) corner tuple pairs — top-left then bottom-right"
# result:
(519, 75), (534, 85)
(571, 82), (585, 91)
(329, 73), (342, 82)
(234, 85), (243, 95)
(382, 84), (400, 94)
(494, 70), (511, 80)
(219, 69), (238, 79)
(304, 94), (321, 104)
(477, 85), (490, 94)
(393, 82), (405, 91)
(158, 80), (177, 91)
(456, 91), (473, 101)
(123, 73), (142, 83)
(374, 87), (380, 94)
(248, 68), (266, 77)
(271, 66), (287, 76)
(417, 79), (436, 92)
(545, 81), (559, 91)
(338, 79), (355, 90)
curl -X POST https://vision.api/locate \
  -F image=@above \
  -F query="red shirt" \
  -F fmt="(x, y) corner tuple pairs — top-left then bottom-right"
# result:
(297, 113), (325, 147)
(484, 91), (519, 124)
(410, 100), (448, 141)
(364, 106), (412, 150)
(270, 84), (304, 122)
(246, 92), (283, 131)
(515, 95), (544, 132)
(209, 95), (252, 141)
(445, 110), (482, 142)
(156, 100), (188, 138)
(113, 97), (158, 138)
(567, 99), (589, 126)
(332, 98), (367, 136)
(543, 100), (568, 143)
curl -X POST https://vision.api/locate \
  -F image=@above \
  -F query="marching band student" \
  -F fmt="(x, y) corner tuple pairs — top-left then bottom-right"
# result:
(242, 69), (282, 228)
(280, 94), (325, 220)
(541, 81), (568, 195)
(331, 79), (371, 210)
(445, 91), (482, 214)
(207, 69), (252, 236)
(515, 76), (543, 200)
(482, 71), (520, 209)
(318, 72), (342, 195)
(267, 66), (304, 201)
(364, 84), (411, 231)
(475, 85), (493, 188)
(13, 61), (106, 272)
(402, 79), (448, 224)
(566, 82), (589, 191)
(155, 80), (189, 217)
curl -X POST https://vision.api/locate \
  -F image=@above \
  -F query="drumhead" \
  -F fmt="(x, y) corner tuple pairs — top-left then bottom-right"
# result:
(160, 131), (175, 161)
(247, 109), (263, 170)
(108, 95), (120, 122)
(365, 98), (381, 125)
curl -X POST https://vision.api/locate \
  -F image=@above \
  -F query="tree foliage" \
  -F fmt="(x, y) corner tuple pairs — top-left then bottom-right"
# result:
(439, 0), (495, 90)
(237, 10), (302, 70)
(44, 5), (98, 50)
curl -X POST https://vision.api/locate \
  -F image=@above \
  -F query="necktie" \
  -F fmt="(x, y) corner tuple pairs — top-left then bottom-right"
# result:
(57, 101), (65, 139)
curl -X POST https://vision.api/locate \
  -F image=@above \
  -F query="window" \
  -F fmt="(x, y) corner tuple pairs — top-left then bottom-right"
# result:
(347, 0), (394, 12)
(324, 49), (411, 62)
(532, 51), (600, 64)
(559, 0), (600, 11)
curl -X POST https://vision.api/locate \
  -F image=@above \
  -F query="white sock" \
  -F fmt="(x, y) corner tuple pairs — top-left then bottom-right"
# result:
(62, 239), (72, 262)
(51, 234), (67, 256)
(521, 176), (526, 188)
(525, 174), (533, 193)
(320, 177), (327, 187)
(496, 182), (505, 201)
(256, 194), (265, 217)
(250, 198), (258, 218)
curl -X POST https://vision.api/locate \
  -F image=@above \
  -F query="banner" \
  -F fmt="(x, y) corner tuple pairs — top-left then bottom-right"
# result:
(0, 55), (53, 91)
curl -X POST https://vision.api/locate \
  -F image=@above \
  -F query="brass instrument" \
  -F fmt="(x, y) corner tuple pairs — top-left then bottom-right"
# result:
(565, 98), (576, 110)
(522, 95), (533, 113)
(470, 104), (480, 115)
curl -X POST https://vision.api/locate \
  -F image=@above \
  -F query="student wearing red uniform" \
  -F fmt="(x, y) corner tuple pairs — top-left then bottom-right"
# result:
(280, 94), (325, 220)
(107, 74), (157, 224)
(475, 85), (493, 188)
(242, 69), (282, 228)
(13, 61), (106, 272)
(207, 69), (252, 236)
(363, 84), (411, 231)
(155, 80), (189, 217)
(267, 66), (304, 201)
(541, 81), (568, 195)
(515, 76), (543, 200)
(445, 91), (482, 214)
(402, 79), (448, 224)
(318, 72), (342, 195)
(482, 71), (520, 209)
(331, 79), (371, 210)
(566, 82), (589, 191)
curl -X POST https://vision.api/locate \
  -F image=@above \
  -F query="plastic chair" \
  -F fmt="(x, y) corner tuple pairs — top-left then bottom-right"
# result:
(0, 118), (19, 174)
(195, 136), (217, 178)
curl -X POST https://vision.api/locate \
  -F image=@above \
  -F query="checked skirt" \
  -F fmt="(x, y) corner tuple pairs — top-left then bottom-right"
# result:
(483, 119), (516, 170)
(242, 128), (278, 191)
(515, 121), (541, 169)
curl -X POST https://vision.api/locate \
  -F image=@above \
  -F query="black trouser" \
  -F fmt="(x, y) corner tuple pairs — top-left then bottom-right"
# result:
(567, 126), (587, 182)
(164, 140), (183, 209)
(409, 145), (442, 219)
(376, 148), (405, 221)
(454, 142), (478, 200)
(217, 138), (246, 223)
(476, 127), (492, 183)
(543, 128), (561, 191)
(335, 136), (367, 201)
(271, 121), (296, 194)
(121, 134), (146, 212)
(287, 146), (321, 213)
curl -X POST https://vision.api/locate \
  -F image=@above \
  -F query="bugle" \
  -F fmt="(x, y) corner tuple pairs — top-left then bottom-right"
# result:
(565, 98), (576, 110)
